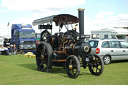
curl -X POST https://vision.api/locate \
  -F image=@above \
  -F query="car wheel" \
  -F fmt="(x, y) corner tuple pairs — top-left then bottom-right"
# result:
(103, 55), (111, 65)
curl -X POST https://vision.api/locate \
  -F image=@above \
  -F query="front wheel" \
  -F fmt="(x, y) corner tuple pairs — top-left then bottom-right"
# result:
(88, 54), (104, 76)
(65, 55), (80, 79)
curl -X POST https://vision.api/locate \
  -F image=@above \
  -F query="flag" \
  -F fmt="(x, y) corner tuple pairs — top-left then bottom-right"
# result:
(7, 22), (9, 27)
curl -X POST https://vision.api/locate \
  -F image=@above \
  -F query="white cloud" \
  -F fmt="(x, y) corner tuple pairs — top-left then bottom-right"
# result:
(12, 18), (33, 24)
(2, 0), (85, 19)
(2, 0), (85, 12)
(1, 8), (128, 37)
(84, 12), (128, 34)
(1, 0), (86, 36)
(95, 11), (114, 19)
(94, 11), (128, 27)
(32, 10), (59, 17)
(0, 10), (7, 14)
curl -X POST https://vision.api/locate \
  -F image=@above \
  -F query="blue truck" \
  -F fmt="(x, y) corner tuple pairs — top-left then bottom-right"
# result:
(11, 24), (36, 53)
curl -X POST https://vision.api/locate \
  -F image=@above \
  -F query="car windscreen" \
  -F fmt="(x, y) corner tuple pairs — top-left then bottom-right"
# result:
(88, 40), (99, 48)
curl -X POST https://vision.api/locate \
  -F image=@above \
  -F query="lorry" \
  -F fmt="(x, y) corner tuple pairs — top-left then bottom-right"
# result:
(11, 24), (36, 53)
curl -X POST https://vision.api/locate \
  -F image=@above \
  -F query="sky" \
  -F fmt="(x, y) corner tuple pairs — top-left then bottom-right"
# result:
(0, 0), (128, 37)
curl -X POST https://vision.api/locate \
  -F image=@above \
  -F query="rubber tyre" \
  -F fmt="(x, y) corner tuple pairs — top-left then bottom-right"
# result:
(103, 55), (111, 65)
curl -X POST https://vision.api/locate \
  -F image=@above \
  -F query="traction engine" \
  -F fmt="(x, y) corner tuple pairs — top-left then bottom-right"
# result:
(33, 9), (104, 78)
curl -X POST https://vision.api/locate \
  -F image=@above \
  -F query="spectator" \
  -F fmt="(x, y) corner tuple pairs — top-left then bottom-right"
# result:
(3, 38), (7, 47)
(7, 45), (12, 55)
(1, 45), (9, 55)
(12, 44), (17, 55)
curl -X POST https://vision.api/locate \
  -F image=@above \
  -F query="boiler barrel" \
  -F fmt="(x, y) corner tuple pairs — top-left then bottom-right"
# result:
(65, 42), (91, 56)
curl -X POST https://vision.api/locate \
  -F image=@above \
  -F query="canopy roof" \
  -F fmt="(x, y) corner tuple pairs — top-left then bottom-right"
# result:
(32, 14), (78, 26)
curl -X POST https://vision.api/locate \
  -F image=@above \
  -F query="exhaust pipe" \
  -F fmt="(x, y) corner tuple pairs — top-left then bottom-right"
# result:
(78, 8), (85, 43)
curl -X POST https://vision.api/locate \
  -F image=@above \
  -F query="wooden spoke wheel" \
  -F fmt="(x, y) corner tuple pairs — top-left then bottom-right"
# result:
(65, 55), (80, 79)
(36, 42), (53, 72)
(88, 54), (104, 76)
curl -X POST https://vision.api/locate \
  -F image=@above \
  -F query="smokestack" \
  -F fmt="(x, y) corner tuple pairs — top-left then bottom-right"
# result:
(78, 8), (85, 42)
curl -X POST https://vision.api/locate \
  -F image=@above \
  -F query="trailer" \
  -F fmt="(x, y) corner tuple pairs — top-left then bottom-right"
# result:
(91, 28), (128, 39)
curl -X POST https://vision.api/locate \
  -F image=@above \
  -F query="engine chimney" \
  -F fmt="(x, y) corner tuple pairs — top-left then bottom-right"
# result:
(78, 8), (85, 43)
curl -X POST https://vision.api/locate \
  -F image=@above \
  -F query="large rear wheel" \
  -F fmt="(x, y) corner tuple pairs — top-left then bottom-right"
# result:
(88, 54), (104, 76)
(36, 42), (53, 72)
(65, 55), (80, 79)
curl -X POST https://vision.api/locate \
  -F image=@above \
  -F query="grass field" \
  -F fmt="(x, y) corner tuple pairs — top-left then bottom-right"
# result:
(0, 54), (128, 85)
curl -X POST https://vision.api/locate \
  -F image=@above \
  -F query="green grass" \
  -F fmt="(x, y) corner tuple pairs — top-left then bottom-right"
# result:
(0, 54), (128, 85)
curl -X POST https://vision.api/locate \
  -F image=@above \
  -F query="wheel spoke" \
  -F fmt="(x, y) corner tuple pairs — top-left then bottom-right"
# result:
(39, 61), (44, 67)
(70, 59), (73, 65)
(44, 53), (48, 56)
(44, 33), (48, 36)
(37, 57), (41, 59)
(72, 69), (76, 75)
(96, 67), (98, 73)
(38, 48), (42, 53)
(96, 67), (101, 71)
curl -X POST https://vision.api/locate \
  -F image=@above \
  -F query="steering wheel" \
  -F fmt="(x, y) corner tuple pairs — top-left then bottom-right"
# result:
(40, 30), (50, 41)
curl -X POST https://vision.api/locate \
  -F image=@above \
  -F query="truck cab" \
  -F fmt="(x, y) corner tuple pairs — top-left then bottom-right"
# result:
(11, 24), (36, 53)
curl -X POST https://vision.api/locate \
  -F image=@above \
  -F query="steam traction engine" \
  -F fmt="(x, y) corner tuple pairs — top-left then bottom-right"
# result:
(33, 9), (104, 78)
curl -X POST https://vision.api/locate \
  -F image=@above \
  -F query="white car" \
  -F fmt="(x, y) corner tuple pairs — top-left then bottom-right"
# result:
(88, 39), (128, 64)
